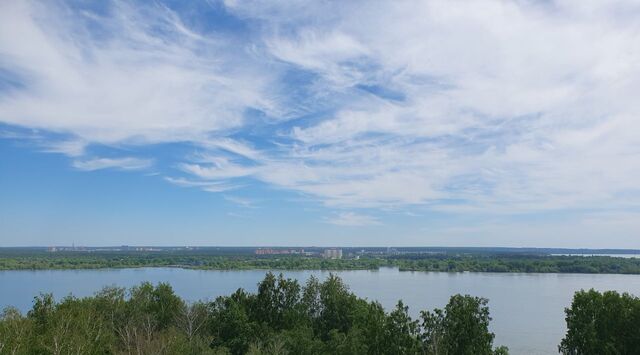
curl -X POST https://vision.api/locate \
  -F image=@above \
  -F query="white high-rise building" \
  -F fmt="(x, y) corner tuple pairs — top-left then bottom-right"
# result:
(323, 249), (343, 259)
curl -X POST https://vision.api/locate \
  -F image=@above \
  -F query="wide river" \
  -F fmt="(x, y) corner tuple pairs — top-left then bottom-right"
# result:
(2, 267), (640, 354)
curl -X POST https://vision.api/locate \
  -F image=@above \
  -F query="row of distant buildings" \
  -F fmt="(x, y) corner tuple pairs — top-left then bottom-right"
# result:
(254, 248), (308, 255)
(48, 245), (194, 252)
(48, 245), (347, 259)
(254, 248), (344, 259)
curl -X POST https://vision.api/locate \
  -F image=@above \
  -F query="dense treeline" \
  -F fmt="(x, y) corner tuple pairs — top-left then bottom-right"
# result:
(0, 254), (385, 271)
(560, 289), (640, 354)
(0, 273), (508, 355)
(2, 252), (640, 274)
(392, 254), (640, 274)
(2, 275), (639, 354)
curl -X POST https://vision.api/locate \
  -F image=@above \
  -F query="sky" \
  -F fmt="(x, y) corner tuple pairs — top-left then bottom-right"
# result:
(1, 0), (640, 248)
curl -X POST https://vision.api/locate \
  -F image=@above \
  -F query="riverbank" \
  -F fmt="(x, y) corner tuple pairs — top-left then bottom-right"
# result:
(2, 252), (640, 274)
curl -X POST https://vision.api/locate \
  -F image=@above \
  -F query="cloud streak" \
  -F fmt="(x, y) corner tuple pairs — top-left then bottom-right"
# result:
(73, 157), (152, 171)
(325, 212), (381, 227)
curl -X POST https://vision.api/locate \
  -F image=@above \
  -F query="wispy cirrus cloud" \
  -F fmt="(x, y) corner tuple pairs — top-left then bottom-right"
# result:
(325, 212), (381, 227)
(0, 0), (281, 144)
(42, 139), (86, 157)
(224, 195), (256, 208)
(72, 157), (152, 171)
(164, 177), (239, 193)
(217, 0), (640, 213)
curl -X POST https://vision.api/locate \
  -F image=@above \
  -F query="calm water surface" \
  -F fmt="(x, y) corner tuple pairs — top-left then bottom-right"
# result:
(2, 267), (640, 354)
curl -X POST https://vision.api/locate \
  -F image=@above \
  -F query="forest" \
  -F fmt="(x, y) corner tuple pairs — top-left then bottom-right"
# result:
(1, 273), (639, 354)
(2, 250), (640, 274)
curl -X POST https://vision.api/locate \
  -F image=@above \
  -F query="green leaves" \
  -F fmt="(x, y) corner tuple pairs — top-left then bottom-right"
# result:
(421, 295), (498, 355)
(0, 274), (514, 355)
(560, 289), (640, 355)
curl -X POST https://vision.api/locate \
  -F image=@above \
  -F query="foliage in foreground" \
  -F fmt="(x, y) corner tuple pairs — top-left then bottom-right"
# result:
(0, 273), (508, 355)
(560, 289), (640, 355)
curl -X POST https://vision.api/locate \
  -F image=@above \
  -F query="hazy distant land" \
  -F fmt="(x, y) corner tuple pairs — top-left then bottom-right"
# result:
(2, 246), (640, 274)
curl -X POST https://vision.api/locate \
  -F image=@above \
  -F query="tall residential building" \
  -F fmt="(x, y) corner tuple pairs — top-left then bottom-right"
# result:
(323, 249), (343, 259)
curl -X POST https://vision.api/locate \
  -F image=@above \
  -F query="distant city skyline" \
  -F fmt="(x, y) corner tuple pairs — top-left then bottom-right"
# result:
(1, 1), (640, 248)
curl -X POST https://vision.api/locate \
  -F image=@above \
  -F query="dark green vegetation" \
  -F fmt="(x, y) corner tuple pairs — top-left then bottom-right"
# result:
(2, 249), (640, 274)
(560, 289), (640, 355)
(0, 273), (508, 355)
(0, 252), (384, 270)
(391, 254), (640, 274)
(2, 273), (638, 355)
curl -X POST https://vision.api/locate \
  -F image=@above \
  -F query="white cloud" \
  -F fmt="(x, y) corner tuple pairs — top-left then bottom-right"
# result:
(224, 195), (256, 208)
(325, 212), (381, 227)
(72, 157), (152, 171)
(42, 139), (86, 157)
(164, 177), (239, 192)
(0, 0), (280, 144)
(217, 0), (640, 212)
(2, 0), (640, 220)
(180, 159), (257, 181)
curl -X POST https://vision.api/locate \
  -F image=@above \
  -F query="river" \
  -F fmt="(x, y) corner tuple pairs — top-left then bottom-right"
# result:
(2, 267), (640, 354)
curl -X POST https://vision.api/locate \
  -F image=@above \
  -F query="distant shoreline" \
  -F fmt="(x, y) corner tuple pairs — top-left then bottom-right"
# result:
(2, 250), (640, 275)
(5, 265), (640, 277)
(3, 246), (640, 254)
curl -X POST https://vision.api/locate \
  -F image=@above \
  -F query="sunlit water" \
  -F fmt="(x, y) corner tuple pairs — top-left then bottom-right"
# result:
(2, 267), (640, 354)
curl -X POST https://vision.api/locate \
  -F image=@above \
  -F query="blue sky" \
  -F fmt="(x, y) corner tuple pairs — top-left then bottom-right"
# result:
(1, 0), (640, 247)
